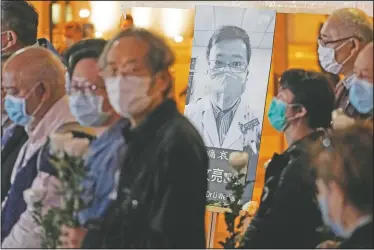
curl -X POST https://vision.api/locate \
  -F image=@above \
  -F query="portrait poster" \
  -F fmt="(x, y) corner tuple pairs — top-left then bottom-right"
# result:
(184, 5), (276, 205)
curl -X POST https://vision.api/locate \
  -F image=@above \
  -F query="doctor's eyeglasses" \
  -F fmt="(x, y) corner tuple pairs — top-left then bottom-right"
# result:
(209, 60), (247, 73)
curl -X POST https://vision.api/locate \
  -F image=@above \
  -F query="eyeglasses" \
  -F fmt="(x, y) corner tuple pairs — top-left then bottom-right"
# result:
(209, 60), (247, 73)
(318, 35), (362, 47)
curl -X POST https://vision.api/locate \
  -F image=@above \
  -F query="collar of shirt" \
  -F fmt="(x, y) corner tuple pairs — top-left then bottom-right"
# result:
(211, 98), (241, 119)
(10, 96), (77, 184)
(342, 74), (355, 89)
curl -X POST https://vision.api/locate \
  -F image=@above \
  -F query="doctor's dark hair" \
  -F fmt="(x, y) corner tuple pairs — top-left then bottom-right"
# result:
(279, 69), (335, 129)
(206, 26), (251, 63)
(1, 1), (39, 46)
(67, 39), (107, 80)
(98, 27), (175, 75)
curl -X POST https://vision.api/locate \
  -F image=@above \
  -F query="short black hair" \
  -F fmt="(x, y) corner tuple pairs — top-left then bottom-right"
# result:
(206, 25), (251, 63)
(279, 69), (335, 129)
(66, 39), (107, 80)
(1, 1), (39, 46)
(125, 14), (133, 23)
(63, 38), (107, 69)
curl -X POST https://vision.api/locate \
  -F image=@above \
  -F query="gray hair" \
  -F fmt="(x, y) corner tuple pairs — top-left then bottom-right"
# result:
(331, 8), (373, 43)
(98, 27), (175, 74)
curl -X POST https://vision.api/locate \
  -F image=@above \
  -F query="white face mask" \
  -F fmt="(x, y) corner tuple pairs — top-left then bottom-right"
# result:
(318, 40), (352, 75)
(104, 75), (152, 118)
(210, 72), (245, 111)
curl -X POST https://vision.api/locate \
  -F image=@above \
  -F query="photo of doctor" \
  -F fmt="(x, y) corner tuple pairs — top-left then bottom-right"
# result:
(185, 25), (261, 155)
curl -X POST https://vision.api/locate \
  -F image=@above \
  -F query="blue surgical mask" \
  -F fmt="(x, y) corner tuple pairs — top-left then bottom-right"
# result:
(317, 197), (352, 239)
(4, 95), (32, 126)
(68, 93), (109, 127)
(349, 76), (373, 114)
(267, 98), (288, 132)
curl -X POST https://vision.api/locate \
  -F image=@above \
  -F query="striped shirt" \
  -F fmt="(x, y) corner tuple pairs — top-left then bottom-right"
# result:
(335, 77), (372, 120)
(211, 98), (241, 146)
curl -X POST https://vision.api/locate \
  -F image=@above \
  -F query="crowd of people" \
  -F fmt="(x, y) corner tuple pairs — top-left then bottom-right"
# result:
(1, 1), (373, 249)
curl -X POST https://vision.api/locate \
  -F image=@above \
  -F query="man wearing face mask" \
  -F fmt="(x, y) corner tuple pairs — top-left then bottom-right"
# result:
(61, 28), (208, 249)
(0, 47), (86, 243)
(332, 42), (373, 130)
(1, 53), (29, 203)
(318, 8), (373, 119)
(1, 1), (62, 61)
(310, 122), (373, 249)
(242, 69), (336, 248)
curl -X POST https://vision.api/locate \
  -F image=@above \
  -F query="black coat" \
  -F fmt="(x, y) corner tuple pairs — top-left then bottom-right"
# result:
(1, 125), (28, 202)
(83, 99), (208, 249)
(339, 221), (373, 249)
(242, 131), (326, 249)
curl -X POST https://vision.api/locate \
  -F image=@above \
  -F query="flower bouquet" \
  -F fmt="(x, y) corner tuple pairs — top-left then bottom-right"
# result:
(29, 132), (92, 249)
(219, 152), (255, 249)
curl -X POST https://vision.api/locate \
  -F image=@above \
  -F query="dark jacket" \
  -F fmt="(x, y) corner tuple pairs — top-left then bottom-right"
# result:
(242, 131), (326, 249)
(339, 221), (373, 249)
(83, 99), (208, 249)
(1, 125), (28, 202)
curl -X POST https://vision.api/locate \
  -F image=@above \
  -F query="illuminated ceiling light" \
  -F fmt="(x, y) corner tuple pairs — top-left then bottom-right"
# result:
(174, 35), (183, 43)
(79, 9), (90, 18)
(90, 1), (120, 35)
(162, 8), (185, 38)
(95, 31), (103, 38)
(132, 7), (151, 28)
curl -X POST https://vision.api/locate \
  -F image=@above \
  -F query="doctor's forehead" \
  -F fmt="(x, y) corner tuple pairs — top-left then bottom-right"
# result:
(209, 39), (247, 61)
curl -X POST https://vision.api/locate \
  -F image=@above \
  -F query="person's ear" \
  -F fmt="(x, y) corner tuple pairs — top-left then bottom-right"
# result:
(38, 82), (51, 101)
(1, 31), (18, 51)
(350, 38), (361, 55)
(294, 105), (307, 119)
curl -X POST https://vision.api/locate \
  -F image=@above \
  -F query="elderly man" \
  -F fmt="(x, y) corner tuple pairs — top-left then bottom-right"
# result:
(332, 42), (373, 129)
(0, 47), (83, 243)
(318, 8), (373, 119)
(60, 28), (208, 249)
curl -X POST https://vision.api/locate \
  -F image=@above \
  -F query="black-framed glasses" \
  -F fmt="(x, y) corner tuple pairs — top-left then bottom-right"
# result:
(209, 60), (248, 73)
(318, 35), (362, 47)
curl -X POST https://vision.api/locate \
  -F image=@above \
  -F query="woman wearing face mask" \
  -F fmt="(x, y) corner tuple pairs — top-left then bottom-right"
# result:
(242, 69), (336, 249)
(310, 122), (373, 249)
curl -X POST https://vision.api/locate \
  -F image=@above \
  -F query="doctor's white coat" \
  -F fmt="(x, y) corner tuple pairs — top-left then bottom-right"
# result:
(184, 97), (262, 154)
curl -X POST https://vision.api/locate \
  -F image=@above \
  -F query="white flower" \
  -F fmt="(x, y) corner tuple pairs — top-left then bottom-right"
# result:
(49, 132), (74, 155)
(242, 200), (259, 216)
(23, 188), (47, 211)
(63, 138), (90, 157)
(229, 152), (249, 173)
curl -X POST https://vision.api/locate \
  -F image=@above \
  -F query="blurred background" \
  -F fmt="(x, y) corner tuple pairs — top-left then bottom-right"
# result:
(28, 1), (371, 247)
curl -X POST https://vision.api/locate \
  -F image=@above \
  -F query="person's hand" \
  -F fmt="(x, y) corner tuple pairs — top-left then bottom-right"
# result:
(59, 225), (88, 249)
(332, 108), (355, 130)
(316, 240), (340, 249)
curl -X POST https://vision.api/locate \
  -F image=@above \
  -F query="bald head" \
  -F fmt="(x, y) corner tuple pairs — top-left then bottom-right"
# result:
(325, 8), (373, 43)
(355, 42), (373, 84)
(3, 47), (65, 95)
(2, 47), (66, 129)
